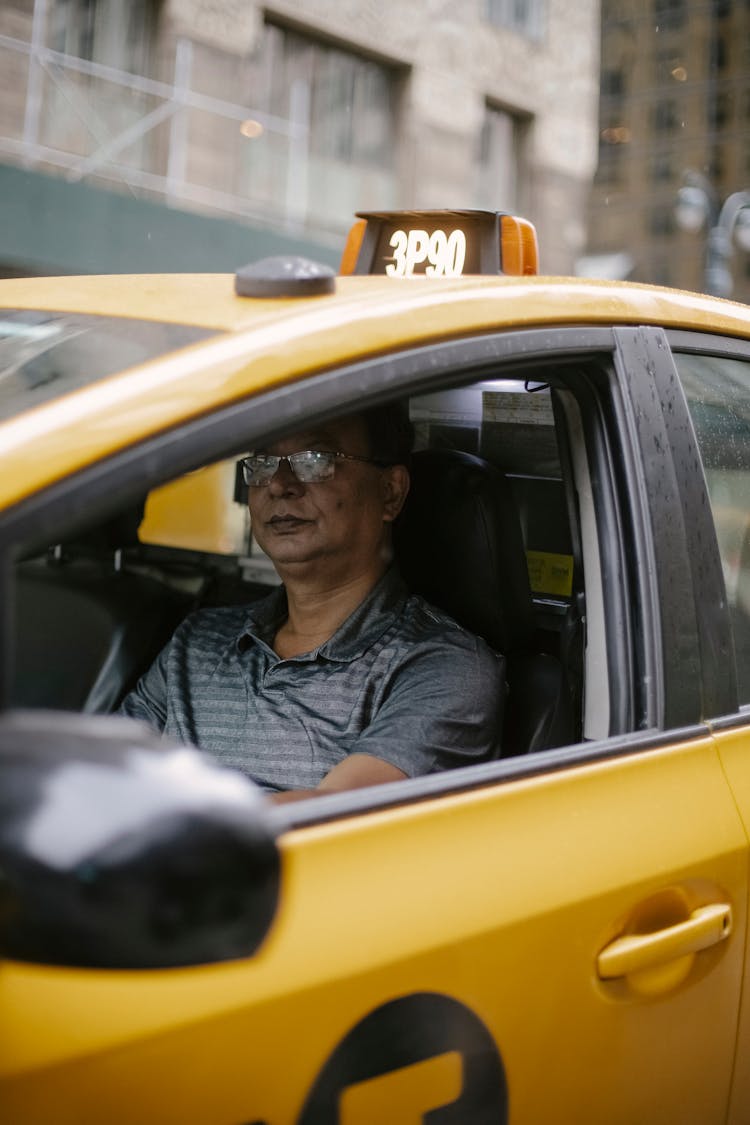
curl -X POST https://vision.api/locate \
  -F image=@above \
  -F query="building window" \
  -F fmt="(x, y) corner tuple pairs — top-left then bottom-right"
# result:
(601, 69), (626, 99)
(708, 91), (733, 130)
(49, 0), (158, 75)
(476, 104), (525, 212)
(707, 146), (725, 180)
(38, 0), (161, 173)
(241, 22), (400, 231)
(653, 0), (686, 30)
(652, 99), (680, 131)
(486, 0), (546, 39)
(649, 153), (675, 182)
(597, 115), (630, 185)
(596, 146), (624, 186)
(711, 34), (729, 72)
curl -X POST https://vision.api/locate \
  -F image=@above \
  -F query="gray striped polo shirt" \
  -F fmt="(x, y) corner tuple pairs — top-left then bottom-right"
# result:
(120, 567), (505, 792)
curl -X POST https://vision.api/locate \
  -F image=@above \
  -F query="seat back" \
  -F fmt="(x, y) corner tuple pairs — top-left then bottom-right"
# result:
(394, 449), (572, 755)
(11, 508), (194, 713)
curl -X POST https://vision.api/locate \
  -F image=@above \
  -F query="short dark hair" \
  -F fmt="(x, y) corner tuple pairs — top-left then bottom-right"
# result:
(361, 400), (413, 467)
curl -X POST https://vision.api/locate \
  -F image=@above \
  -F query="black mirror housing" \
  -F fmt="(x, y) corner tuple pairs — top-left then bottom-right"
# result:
(0, 712), (280, 969)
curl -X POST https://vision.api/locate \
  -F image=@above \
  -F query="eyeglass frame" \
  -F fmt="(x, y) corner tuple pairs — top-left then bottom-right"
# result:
(241, 449), (390, 487)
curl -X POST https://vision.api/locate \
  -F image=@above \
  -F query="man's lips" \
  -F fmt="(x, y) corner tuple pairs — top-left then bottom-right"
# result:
(266, 514), (313, 532)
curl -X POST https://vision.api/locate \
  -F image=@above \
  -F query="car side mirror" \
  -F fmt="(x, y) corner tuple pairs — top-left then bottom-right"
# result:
(0, 711), (280, 969)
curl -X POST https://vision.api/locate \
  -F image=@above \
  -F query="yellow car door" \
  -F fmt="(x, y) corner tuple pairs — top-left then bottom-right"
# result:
(2, 323), (748, 1124)
(713, 723), (750, 1125)
(668, 339), (750, 1125)
(0, 725), (745, 1125)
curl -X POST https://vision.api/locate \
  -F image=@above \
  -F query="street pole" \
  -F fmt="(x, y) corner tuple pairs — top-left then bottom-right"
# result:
(705, 192), (750, 299)
(675, 174), (750, 299)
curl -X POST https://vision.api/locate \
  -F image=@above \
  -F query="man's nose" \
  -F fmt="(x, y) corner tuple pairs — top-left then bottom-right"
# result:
(267, 457), (304, 496)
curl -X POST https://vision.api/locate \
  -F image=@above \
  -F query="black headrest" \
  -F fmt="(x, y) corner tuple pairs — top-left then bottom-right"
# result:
(394, 449), (535, 653)
(64, 502), (146, 554)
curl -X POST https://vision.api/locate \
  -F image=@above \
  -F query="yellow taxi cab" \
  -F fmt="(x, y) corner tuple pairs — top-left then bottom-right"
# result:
(2, 209), (750, 1123)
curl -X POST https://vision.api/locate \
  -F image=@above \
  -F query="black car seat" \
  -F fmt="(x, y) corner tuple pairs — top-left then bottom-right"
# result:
(394, 448), (573, 756)
(11, 506), (196, 713)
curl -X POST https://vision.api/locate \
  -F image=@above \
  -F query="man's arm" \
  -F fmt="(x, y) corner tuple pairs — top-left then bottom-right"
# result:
(268, 754), (408, 804)
(269, 637), (505, 803)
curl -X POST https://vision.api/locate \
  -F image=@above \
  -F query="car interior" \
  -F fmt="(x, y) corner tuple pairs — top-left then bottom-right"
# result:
(9, 376), (592, 764)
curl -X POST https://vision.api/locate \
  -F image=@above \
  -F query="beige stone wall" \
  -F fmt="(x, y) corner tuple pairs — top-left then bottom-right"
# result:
(162, 0), (600, 271)
(1, 0), (600, 274)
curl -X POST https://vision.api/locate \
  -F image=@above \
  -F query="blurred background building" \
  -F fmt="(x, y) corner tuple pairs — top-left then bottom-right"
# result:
(0, 0), (600, 277)
(585, 0), (750, 302)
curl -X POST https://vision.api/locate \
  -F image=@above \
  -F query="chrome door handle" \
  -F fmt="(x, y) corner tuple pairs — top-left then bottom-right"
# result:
(597, 903), (732, 980)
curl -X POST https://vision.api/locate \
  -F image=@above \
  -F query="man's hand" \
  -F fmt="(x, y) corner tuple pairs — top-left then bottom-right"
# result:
(268, 754), (407, 804)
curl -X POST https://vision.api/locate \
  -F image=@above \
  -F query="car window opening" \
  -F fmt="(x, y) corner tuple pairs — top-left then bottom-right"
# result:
(9, 370), (601, 785)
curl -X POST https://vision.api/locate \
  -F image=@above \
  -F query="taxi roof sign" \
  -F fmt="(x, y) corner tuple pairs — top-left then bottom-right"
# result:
(340, 209), (539, 279)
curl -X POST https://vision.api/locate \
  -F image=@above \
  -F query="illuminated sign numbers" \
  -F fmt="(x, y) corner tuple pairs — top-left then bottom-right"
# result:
(385, 228), (467, 278)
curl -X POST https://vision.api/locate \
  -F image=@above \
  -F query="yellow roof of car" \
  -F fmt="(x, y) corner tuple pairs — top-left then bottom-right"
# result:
(2, 272), (750, 511)
(3, 271), (750, 334)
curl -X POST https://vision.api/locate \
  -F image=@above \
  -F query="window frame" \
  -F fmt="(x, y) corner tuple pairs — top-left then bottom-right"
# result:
(0, 324), (714, 828)
(485, 0), (547, 40)
(247, 18), (404, 228)
(616, 327), (734, 726)
(668, 328), (750, 725)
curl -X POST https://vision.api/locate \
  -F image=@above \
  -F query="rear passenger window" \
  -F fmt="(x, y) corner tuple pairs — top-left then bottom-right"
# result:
(411, 381), (575, 606)
(674, 352), (750, 703)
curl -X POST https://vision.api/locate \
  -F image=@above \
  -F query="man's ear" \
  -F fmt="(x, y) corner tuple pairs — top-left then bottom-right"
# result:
(381, 465), (410, 522)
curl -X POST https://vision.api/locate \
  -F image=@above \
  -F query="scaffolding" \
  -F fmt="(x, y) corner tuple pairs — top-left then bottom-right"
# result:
(0, 0), (328, 238)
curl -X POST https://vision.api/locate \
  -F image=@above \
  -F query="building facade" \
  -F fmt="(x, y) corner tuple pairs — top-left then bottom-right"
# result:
(0, 0), (600, 276)
(587, 0), (750, 302)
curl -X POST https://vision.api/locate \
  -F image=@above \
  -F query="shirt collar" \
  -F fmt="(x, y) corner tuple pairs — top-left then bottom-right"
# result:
(237, 587), (287, 654)
(237, 567), (409, 662)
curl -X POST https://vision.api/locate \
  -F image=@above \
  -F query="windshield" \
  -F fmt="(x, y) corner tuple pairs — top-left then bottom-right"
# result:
(0, 311), (216, 423)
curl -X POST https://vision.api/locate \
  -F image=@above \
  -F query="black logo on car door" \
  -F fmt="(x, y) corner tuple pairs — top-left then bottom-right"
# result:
(297, 992), (507, 1124)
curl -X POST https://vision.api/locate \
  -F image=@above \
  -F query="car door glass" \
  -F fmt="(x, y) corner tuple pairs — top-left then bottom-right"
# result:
(674, 352), (750, 703)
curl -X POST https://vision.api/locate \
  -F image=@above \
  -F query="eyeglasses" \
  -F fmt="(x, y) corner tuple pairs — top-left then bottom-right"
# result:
(241, 449), (386, 486)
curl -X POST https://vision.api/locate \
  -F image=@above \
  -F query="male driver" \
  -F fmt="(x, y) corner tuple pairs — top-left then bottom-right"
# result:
(121, 406), (505, 802)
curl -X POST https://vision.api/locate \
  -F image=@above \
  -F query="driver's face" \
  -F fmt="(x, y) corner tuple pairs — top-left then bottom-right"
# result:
(247, 415), (408, 582)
